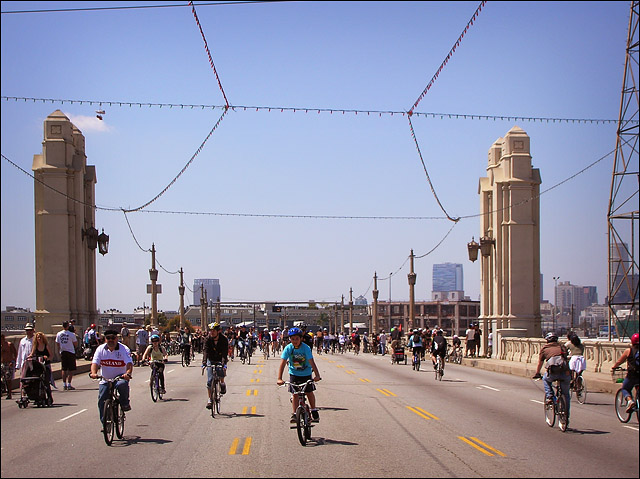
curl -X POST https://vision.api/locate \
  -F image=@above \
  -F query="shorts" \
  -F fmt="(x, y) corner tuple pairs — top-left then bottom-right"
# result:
(137, 344), (147, 356)
(288, 374), (316, 394)
(569, 355), (586, 373)
(60, 351), (77, 371)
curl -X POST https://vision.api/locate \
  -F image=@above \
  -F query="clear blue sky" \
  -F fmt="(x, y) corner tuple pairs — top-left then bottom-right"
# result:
(1, 1), (633, 313)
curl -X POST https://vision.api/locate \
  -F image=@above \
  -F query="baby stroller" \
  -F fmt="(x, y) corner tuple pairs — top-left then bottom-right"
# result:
(391, 346), (407, 365)
(17, 358), (52, 408)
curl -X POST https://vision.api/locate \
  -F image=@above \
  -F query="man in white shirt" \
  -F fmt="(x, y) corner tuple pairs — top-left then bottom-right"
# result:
(378, 330), (388, 356)
(16, 323), (35, 373)
(56, 321), (78, 390)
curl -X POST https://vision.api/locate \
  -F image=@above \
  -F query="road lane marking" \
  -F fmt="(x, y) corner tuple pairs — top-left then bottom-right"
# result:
(407, 406), (433, 420)
(166, 369), (175, 374)
(359, 378), (371, 383)
(241, 406), (257, 415)
(336, 365), (345, 368)
(345, 370), (356, 374)
(246, 389), (258, 396)
(530, 399), (544, 405)
(57, 408), (87, 422)
(376, 388), (397, 397)
(229, 437), (252, 455)
(250, 378), (260, 383)
(412, 406), (439, 420)
(623, 425), (639, 431)
(478, 385), (500, 391)
(458, 436), (495, 456)
(469, 437), (506, 456)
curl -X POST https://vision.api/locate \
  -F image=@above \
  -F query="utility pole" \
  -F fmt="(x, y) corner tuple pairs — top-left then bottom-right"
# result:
(553, 276), (560, 333)
(149, 243), (158, 328)
(340, 295), (345, 333)
(178, 267), (185, 330)
(372, 272), (379, 335)
(200, 284), (207, 332)
(408, 249), (416, 332)
(349, 287), (353, 334)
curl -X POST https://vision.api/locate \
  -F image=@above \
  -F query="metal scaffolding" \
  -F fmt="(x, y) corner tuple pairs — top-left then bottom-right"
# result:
(607, 1), (639, 340)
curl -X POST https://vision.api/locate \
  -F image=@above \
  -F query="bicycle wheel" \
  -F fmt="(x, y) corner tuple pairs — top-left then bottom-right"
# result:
(295, 407), (307, 446)
(115, 401), (125, 439)
(157, 376), (163, 401)
(240, 351), (246, 365)
(416, 357), (421, 371)
(575, 375), (587, 404)
(304, 408), (312, 440)
(215, 381), (221, 414)
(103, 400), (115, 445)
(615, 389), (632, 423)
(557, 395), (568, 431)
(544, 397), (556, 427)
(247, 351), (252, 365)
(181, 351), (186, 367)
(150, 373), (158, 402)
(211, 381), (218, 418)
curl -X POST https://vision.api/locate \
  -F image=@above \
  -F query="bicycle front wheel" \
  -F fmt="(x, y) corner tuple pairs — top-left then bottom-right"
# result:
(115, 401), (125, 439)
(215, 381), (221, 414)
(181, 352), (186, 367)
(103, 400), (115, 445)
(296, 407), (308, 446)
(557, 395), (568, 431)
(150, 375), (158, 402)
(615, 388), (632, 423)
(575, 375), (587, 404)
(544, 398), (556, 427)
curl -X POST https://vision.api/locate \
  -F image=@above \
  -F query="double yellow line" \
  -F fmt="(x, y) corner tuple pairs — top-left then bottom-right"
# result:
(229, 437), (252, 455)
(458, 436), (506, 456)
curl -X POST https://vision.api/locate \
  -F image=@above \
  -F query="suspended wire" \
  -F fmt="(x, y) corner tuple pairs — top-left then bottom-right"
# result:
(1, 1), (293, 15)
(1, 96), (624, 124)
(123, 107), (228, 212)
(122, 210), (151, 253)
(414, 221), (458, 259)
(408, 0), (487, 115)
(408, 115), (460, 223)
(189, 1), (230, 109)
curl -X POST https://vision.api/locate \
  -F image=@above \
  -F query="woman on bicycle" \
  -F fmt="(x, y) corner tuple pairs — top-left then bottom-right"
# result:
(143, 334), (168, 394)
(564, 332), (586, 386)
(611, 332), (639, 414)
(277, 327), (321, 423)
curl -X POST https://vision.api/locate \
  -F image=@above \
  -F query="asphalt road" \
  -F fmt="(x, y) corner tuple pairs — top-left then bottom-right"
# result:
(1, 349), (638, 478)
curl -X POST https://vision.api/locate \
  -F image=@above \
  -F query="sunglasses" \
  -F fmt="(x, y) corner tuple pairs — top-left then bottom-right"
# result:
(151, 339), (160, 342)
(105, 335), (117, 340)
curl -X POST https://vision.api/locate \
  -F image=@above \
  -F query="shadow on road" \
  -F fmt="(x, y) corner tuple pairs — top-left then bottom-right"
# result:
(116, 435), (173, 446)
(566, 428), (610, 435)
(306, 437), (359, 447)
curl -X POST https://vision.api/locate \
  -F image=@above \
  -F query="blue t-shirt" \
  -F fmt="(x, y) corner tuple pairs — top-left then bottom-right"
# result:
(281, 342), (313, 376)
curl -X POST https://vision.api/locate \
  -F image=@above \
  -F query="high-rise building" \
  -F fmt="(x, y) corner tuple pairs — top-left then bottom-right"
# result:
(556, 281), (597, 315)
(432, 263), (463, 299)
(193, 279), (221, 306)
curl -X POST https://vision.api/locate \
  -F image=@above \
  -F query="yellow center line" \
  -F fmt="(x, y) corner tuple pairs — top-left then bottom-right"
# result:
(336, 365), (345, 368)
(413, 406), (439, 420)
(229, 438), (239, 455)
(359, 378), (371, 383)
(376, 388), (397, 397)
(250, 378), (261, 383)
(246, 389), (258, 396)
(469, 437), (506, 456)
(242, 437), (252, 455)
(406, 406), (432, 420)
(458, 436), (494, 456)
(345, 370), (356, 374)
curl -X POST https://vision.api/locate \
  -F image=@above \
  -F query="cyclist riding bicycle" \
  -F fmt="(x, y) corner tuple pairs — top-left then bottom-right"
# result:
(143, 334), (168, 394)
(277, 327), (322, 423)
(178, 328), (192, 361)
(533, 332), (571, 423)
(90, 329), (133, 424)
(408, 329), (423, 363)
(237, 325), (249, 359)
(430, 329), (448, 374)
(611, 332), (640, 413)
(202, 323), (229, 409)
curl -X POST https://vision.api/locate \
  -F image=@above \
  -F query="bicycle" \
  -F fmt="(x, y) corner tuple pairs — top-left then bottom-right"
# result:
(181, 345), (191, 367)
(434, 355), (444, 381)
(149, 360), (165, 402)
(612, 367), (639, 423)
(280, 379), (317, 446)
(533, 374), (569, 432)
(263, 342), (270, 360)
(412, 350), (421, 371)
(203, 362), (225, 417)
(569, 370), (587, 405)
(92, 374), (126, 446)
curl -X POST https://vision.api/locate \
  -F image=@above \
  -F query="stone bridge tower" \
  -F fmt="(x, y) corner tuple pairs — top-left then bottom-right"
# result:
(32, 110), (98, 333)
(478, 126), (542, 346)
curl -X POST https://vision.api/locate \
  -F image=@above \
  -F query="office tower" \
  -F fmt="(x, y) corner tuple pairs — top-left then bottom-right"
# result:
(193, 279), (221, 306)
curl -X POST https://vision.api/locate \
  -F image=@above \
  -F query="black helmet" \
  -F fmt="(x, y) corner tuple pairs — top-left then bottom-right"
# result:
(545, 332), (558, 343)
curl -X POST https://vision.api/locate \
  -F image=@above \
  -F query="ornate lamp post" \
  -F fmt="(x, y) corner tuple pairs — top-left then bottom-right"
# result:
(408, 249), (417, 332)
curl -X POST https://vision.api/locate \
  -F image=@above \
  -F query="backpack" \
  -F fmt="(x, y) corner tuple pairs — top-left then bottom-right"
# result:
(627, 345), (640, 375)
(546, 354), (568, 374)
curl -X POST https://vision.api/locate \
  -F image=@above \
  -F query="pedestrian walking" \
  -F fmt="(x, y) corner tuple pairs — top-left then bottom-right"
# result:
(56, 321), (78, 390)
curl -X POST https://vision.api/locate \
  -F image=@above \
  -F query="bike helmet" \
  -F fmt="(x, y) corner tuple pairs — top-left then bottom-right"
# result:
(150, 334), (161, 341)
(436, 329), (444, 335)
(90, 324), (96, 329)
(288, 327), (303, 337)
(545, 332), (558, 342)
(631, 333), (639, 345)
(208, 322), (221, 330)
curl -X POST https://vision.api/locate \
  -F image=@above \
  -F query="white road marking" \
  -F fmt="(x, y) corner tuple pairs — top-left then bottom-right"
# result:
(531, 399), (544, 404)
(479, 384), (500, 391)
(57, 408), (88, 422)
(623, 425), (638, 432)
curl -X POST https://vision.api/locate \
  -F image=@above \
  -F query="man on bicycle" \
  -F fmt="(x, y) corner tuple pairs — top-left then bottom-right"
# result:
(277, 327), (322, 423)
(408, 329), (423, 364)
(179, 328), (192, 362)
(90, 328), (133, 423)
(237, 325), (249, 359)
(202, 323), (229, 409)
(611, 332), (639, 413)
(430, 329), (448, 374)
(533, 332), (571, 420)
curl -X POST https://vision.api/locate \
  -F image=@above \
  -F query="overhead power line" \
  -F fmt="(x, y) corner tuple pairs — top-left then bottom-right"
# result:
(1, 97), (621, 124)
